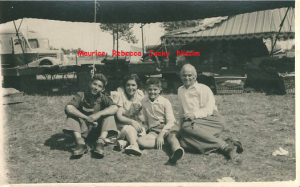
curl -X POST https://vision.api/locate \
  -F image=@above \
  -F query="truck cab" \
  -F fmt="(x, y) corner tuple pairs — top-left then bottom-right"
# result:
(0, 29), (67, 68)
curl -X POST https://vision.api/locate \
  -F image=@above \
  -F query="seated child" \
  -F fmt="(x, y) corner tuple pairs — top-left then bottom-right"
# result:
(63, 73), (118, 157)
(138, 78), (184, 164)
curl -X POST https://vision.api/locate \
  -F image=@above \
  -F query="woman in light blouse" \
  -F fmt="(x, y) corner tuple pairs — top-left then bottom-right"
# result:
(110, 74), (146, 156)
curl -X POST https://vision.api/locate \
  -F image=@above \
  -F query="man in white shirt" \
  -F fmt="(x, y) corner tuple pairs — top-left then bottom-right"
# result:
(177, 64), (237, 159)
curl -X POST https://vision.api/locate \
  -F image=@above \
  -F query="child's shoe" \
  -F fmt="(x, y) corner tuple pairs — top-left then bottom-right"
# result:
(125, 144), (142, 156)
(168, 147), (184, 165)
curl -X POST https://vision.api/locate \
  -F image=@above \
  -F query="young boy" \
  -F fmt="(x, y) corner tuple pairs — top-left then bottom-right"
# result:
(63, 73), (118, 158)
(138, 78), (184, 164)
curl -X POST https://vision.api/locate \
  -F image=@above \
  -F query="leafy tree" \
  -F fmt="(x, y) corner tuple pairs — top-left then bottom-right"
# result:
(50, 46), (59, 50)
(100, 23), (138, 50)
(160, 19), (203, 32)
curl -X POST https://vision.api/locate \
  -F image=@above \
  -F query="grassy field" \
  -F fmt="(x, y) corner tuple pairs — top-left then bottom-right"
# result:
(2, 92), (295, 183)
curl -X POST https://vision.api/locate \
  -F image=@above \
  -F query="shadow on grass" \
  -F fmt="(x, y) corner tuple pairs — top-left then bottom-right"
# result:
(90, 151), (104, 159)
(3, 102), (23, 105)
(44, 133), (75, 152)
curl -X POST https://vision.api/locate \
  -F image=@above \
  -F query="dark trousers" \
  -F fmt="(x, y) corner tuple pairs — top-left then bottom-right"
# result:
(179, 112), (226, 154)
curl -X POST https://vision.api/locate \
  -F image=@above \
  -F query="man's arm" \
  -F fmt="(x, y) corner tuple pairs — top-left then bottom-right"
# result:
(65, 105), (88, 120)
(177, 90), (185, 126)
(192, 86), (215, 119)
(87, 105), (118, 122)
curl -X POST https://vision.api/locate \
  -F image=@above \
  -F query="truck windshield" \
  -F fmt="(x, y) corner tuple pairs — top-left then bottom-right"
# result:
(28, 38), (50, 49)
(28, 39), (39, 49)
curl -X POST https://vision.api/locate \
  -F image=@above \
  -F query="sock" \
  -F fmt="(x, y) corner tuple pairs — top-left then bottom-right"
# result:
(76, 137), (85, 145)
(220, 143), (228, 151)
(96, 138), (105, 144)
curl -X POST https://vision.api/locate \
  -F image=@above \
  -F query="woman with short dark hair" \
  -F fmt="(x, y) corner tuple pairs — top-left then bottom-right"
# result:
(110, 74), (146, 156)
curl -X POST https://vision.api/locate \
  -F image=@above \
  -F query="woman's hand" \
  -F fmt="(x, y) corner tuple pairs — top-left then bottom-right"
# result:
(131, 120), (144, 133)
(156, 133), (165, 150)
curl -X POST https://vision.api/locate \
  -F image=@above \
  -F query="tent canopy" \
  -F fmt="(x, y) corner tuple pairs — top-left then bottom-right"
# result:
(0, 1), (295, 24)
(162, 7), (295, 44)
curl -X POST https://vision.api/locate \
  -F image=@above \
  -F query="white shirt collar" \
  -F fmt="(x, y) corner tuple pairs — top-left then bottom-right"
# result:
(146, 95), (162, 103)
(183, 81), (198, 90)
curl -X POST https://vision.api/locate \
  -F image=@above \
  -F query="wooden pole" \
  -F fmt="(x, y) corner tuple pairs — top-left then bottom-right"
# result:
(13, 20), (26, 65)
(117, 23), (119, 61)
(116, 22), (119, 82)
(141, 23), (144, 56)
(271, 7), (290, 55)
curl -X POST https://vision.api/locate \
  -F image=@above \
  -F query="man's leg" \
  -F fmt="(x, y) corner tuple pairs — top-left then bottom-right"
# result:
(63, 117), (88, 156)
(180, 114), (235, 159)
(88, 115), (117, 157)
(180, 113), (226, 154)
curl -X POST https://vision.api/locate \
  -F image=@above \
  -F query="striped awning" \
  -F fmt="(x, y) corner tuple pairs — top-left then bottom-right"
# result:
(163, 7), (295, 44)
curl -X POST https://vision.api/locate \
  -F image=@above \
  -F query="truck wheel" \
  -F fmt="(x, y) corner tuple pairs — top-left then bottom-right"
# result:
(40, 60), (52, 66)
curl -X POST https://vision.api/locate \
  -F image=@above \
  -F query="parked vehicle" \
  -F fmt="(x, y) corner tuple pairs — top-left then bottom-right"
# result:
(0, 29), (66, 68)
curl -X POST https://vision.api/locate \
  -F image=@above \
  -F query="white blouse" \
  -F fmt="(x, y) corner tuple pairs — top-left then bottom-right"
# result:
(111, 87), (145, 122)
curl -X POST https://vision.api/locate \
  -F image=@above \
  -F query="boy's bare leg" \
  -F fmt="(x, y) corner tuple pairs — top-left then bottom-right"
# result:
(167, 132), (184, 164)
(167, 133), (181, 152)
(137, 134), (156, 149)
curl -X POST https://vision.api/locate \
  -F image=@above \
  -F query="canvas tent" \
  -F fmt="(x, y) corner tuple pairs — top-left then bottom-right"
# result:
(162, 7), (295, 44)
(0, 1), (294, 24)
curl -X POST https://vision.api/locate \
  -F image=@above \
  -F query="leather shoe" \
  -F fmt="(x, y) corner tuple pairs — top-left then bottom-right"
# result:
(93, 142), (104, 157)
(222, 144), (235, 160)
(72, 144), (88, 156)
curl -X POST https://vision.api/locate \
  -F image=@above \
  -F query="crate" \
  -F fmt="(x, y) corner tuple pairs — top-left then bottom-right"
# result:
(214, 75), (247, 94)
(280, 73), (295, 94)
(2, 92), (24, 104)
(129, 62), (157, 73)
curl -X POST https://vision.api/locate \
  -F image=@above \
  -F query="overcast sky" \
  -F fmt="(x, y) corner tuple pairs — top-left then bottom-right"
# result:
(0, 18), (165, 54)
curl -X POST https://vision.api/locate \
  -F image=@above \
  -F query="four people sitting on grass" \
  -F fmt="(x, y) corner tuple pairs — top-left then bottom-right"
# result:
(63, 65), (242, 162)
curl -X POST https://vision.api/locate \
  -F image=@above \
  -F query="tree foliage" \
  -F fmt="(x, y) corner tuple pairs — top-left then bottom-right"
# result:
(99, 23), (138, 50)
(160, 19), (203, 32)
(61, 48), (81, 54)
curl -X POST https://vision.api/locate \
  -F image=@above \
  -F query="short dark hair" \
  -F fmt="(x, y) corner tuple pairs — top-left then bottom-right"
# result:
(91, 73), (107, 86)
(146, 77), (161, 88)
(122, 74), (142, 89)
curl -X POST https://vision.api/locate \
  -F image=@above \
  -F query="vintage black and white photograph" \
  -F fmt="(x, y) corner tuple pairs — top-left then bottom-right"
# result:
(0, 1), (297, 184)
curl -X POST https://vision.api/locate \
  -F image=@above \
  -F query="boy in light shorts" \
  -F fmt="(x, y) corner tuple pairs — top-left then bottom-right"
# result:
(138, 78), (184, 164)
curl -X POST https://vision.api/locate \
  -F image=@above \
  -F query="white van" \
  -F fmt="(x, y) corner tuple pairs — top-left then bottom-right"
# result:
(0, 29), (67, 68)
